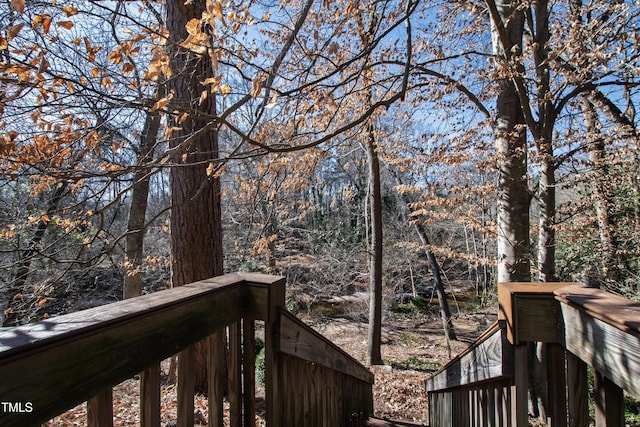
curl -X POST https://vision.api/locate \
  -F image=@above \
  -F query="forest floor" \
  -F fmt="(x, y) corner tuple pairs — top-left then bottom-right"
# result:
(44, 287), (497, 426)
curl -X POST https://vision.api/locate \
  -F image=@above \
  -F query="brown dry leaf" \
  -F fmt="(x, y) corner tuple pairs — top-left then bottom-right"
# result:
(6, 23), (24, 41)
(10, 0), (24, 14)
(57, 21), (74, 30)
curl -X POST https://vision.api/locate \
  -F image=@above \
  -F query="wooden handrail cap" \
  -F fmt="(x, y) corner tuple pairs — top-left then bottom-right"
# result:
(554, 285), (640, 335)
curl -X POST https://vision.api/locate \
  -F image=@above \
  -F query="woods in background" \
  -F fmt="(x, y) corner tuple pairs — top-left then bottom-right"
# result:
(0, 0), (637, 366)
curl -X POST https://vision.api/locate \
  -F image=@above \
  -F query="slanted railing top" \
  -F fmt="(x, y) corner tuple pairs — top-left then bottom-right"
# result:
(424, 320), (512, 392)
(554, 284), (640, 400)
(555, 283), (640, 335)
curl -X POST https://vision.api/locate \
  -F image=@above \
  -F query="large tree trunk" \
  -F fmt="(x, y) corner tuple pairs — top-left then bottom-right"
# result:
(165, 0), (224, 402)
(365, 126), (384, 366)
(490, 0), (531, 284)
(537, 144), (556, 283)
(357, 10), (384, 367)
(124, 107), (161, 299)
(534, 0), (556, 283)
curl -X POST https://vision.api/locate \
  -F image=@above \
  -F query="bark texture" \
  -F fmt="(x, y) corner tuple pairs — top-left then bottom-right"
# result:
(365, 127), (383, 366)
(124, 107), (161, 299)
(165, 0), (224, 397)
(490, 0), (531, 283)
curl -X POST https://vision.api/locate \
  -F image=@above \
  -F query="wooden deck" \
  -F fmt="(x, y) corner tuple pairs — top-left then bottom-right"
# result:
(425, 282), (640, 427)
(0, 273), (373, 426)
(3, 276), (639, 426)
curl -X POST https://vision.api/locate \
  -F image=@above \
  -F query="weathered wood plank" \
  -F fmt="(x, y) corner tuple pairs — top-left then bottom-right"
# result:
(229, 322), (242, 427)
(425, 321), (513, 392)
(0, 276), (249, 426)
(278, 310), (374, 384)
(87, 388), (113, 427)
(547, 343), (567, 427)
(0, 273), (247, 354)
(555, 284), (640, 335)
(141, 363), (161, 427)
(365, 418), (426, 426)
(177, 345), (195, 427)
(566, 352), (589, 427)
(242, 319), (256, 427)
(263, 274), (285, 427)
(242, 273), (286, 321)
(512, 344), (528, 427)
(560, 302), (640, 399)
(594, 370), (624, 427)
(208, 332), (225, 427)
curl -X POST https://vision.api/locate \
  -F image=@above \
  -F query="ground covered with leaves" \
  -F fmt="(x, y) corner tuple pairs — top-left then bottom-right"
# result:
(306, 304), (495, 424)
(44, 293), (495, 426)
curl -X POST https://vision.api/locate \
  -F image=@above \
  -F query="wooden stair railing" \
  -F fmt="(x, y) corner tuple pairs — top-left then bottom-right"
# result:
(274, 310), (374, 426)
(425, 282), (640, 427)
(0, 272), (374, 427)
(424, 320), (515, 426)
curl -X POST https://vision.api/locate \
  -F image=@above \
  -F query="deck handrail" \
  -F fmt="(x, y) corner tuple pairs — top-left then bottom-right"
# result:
(425, 282), (640, 427)
(0, 272), (374, 426)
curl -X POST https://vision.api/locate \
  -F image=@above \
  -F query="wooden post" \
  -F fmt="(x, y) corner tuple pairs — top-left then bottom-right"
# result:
(594, 371), (624, 427)
(264, 277), (286, 427)
(512, 344), (528, 427)
(229, 322), (242, 427)
(87, 388), (113, 427)
(566, 352), (588, 427)
(177, 345), (195, 427)
(243, 319), (257, 427)
(547, 343), (567, 427)
(208, 331), (225, 427)
(141, 363), (160, 427)
(498, 283), (575, 427)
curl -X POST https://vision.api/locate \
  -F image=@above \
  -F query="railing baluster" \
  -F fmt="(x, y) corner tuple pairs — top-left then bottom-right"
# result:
(547, 343), (567, 427)
(512, 344), (528, 427)
(242, 318), (256, 427)
(594, 370), (624, 427)
(566, 351), (588, 427)
(229, 322), (242, 427)
(177, 345), (195, 427)
(208, 331), (225, 427)
(141, 363), (160, 427)
(87, 388), (113, 427)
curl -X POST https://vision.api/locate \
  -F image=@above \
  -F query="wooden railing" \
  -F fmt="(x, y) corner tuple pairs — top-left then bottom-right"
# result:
(425, 282), (640, 427)
(0, 272), (373, 426)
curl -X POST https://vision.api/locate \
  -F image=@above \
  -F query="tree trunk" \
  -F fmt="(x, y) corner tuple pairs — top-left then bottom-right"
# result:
(366, 126), (384, 366)
(124, 107), (161, 299)
(356, 10), (384, 367)
(490, 0), (531, 283)
(2, 181), (68, 326)
(582, 97), (619, 284)
(414, 222), (457, 347)
(534, 0), (556, 283)
(165, 0), (224, 397)
(537, 143), (556, 282)
(391, 171), (457, 347)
